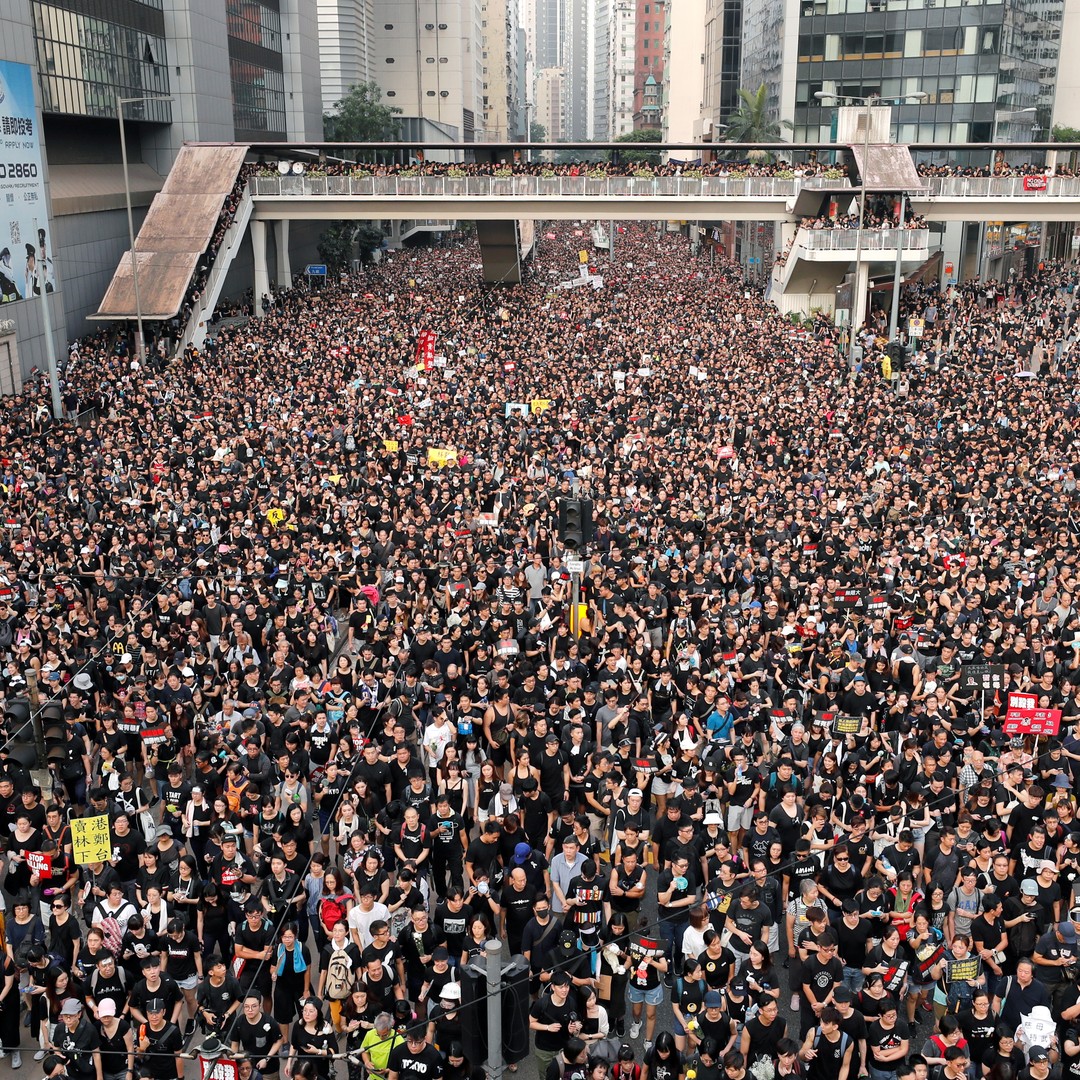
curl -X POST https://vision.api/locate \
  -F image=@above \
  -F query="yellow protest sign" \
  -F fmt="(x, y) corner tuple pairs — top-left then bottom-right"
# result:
(266, 507), (286, 528)
(71, 814), (112, 865)
(530, 399), (552, 414)
(383, 439), (400, 452)
(579, 250), (589, 264)
(428, 448), (457, 467)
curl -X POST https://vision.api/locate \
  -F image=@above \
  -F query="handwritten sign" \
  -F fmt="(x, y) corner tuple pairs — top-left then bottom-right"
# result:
(71, 814), (112, 865)
(266, 507), (285, 528)
(427, 448), (457, 467)
(530, 399), (552, 414)
(382, 440), (399, 452)
(832, 715), (861, 735)
(959, 665), (1005, 693)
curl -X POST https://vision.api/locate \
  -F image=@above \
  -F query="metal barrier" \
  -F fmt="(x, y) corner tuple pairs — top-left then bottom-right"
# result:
(250, 173), (851, 200)
(921, 175), (1080, 198)
(799, 228), (930, 251)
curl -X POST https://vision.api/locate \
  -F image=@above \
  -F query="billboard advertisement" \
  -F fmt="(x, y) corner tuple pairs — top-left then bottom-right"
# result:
(0, 60), (54, 305)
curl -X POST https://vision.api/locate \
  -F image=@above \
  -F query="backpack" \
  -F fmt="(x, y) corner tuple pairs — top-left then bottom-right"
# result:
(0, 619), (12, 650)
(99, 915), (124, 958)
(321, 894), (350, 931)
(325, 947), (357, 1000)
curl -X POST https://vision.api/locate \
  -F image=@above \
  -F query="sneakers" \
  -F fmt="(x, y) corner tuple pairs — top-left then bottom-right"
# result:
(790, 994), (800, 1011)
(12, 1052), (21, 1068)
(185, 1020), (197, 1038)
(34, 1051), (46, 1061)
(629, 1021), (642, 1040)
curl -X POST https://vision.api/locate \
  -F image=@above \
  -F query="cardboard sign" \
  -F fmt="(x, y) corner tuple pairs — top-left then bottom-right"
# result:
(427, 447), (457, 467)
(530, 399), (552, 414)
(579, 250), (589, 264)
(866, 594), (890, 618)
(1003, 707), (1061, 736)
(71, 814), (112, 865)
(382, 440), (399, 452)
(201, 1058), (239, 1080)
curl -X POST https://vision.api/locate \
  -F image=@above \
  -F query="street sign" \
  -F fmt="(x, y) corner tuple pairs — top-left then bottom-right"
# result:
(305, 264), (328, 277)
(566, 558), (586, 574)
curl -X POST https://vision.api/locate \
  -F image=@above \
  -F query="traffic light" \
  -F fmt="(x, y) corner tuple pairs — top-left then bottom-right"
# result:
(887, 340), (907, 372)
(558, 497), (594, 549)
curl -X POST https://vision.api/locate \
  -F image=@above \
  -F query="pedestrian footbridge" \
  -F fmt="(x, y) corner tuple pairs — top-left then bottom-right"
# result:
(93, 142), (1080, 354)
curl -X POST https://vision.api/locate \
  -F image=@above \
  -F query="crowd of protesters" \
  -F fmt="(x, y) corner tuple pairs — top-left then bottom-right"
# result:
(1, 219), (1080, 1080)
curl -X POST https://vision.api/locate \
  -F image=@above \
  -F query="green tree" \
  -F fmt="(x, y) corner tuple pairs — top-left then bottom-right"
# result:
(1052, 124), (1080, 143)
(317, 221), (385, 274)
(611, 129), (663, 165)
(721, 84), (793, 160)
(530, 120), (548, 142)
(324, 81), (401, 152)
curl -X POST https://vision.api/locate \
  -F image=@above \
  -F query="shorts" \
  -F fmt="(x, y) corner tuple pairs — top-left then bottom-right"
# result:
(727, 804), (754, 832)
(178, 975), (199, 990)
(627, 983), (665, 1006)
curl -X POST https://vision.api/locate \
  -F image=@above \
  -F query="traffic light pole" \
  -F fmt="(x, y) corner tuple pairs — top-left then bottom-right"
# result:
(570, 570), (581, 637)
(889, 192), (906, 342)
(486, 938), (504, 1080)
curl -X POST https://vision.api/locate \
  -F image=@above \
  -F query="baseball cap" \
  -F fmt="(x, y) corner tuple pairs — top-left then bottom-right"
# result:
(704, 990), (723, 1008)
(60, 999), (82, 1016)
(146, 998), (166, 1013)
(1021, 879), (1040, 896)
(512, 842), (532, 864)
(1060, 921), (1078, 942)
(97, 999), (117, 1018)
(1029, 1048), (1050, 1064)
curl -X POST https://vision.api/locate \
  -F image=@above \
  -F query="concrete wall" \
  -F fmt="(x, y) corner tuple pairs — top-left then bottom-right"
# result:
(54, 206), (149, 339)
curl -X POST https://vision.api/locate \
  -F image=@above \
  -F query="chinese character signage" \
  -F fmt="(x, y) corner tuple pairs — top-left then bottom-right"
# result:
(70, 814), (112, 865)
(0, 61), (53, 305)
(1003, 707), (1061, 737)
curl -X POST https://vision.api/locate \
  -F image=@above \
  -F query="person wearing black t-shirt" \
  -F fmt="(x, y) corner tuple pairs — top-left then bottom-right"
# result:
(137, 999), (184, 1080)
(529, 973), (579, 1076)
(741, 996), (788, 1067)
(232, 994), (283, 1076)
(388, 1028), (445, 1080)
(866, 997), (910, 1080)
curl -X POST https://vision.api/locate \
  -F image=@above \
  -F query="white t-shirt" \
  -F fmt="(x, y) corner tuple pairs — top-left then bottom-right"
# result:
(348, 901), (390, 948)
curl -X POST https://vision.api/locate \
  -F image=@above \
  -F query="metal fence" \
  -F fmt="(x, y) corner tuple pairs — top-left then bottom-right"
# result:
(921, 175), (1080, 198)
(799, 228), (930, 251)
(250, 173), (853, 199)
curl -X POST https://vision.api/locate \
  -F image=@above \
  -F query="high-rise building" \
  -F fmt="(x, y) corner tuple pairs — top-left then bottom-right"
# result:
(633, 0), (665, 122)
(535, 65), (565, 144)
(483, 0), (523, 141)
(701, 0), (744, 134)
(592, 0), (612, 139)
(663, 0), (706, 154)
(371, 0), (486, 141)
(528, 0), (592, 140)
(317, 0), (376, 115)
(0, 0), (322, 381)
(609, 0), (637, 137)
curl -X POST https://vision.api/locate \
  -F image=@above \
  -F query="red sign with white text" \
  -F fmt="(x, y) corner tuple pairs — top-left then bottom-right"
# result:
(1023, 175), (1048, 192)
(1003, 707), (1061, 736)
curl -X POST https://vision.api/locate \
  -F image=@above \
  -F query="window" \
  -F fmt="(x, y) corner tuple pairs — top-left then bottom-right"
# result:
(384, 23), (393, 28)
(385, 57), (395, 62)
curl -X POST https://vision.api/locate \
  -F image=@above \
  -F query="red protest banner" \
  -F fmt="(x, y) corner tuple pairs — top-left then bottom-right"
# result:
(1003, 707), (1061, 736)
(1023, 175), (1048, 191)
(716, 446), (736, 459)
(26, 851), (52, 877)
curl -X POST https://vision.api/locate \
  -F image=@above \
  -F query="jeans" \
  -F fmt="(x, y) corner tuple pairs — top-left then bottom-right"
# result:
(870, 1067), (897, 1080)
(842, 966), (866, 994)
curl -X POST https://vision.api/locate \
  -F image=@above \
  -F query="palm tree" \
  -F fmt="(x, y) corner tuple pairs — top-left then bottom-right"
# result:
(721, 84), (793, 160)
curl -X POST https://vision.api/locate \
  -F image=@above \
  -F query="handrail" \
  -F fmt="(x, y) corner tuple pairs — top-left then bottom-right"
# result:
(248, 172), (1080, 201)
(249, 174), (851, 199)
(799, 228), (929, 251)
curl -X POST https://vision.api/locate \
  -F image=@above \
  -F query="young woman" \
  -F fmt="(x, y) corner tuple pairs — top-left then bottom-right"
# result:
(577, 986), (611, 1060)
(903, 908), (944, 1024)
(286, 997), (335, 1079)
(461, 915), (493, 968)
(939, 933), (985, 1017)
(735, 941), (781, 1004)
(641, 1032), (683, 1080)
(318, 871), (354, 938)
(672, 957), (706, 1054)
(166, 855), (204, 932)
(273, 924), (313, 1046)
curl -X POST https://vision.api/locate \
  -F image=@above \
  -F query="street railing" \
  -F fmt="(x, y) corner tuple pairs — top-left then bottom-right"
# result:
(251, 172), (1080, 201)
(250, 173), (853, 199)
(920, 175), (1080, 198)
(798, 228), (930, 251)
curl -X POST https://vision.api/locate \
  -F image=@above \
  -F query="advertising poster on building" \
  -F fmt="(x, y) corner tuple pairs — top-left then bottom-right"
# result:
(0, 60), (53, 305)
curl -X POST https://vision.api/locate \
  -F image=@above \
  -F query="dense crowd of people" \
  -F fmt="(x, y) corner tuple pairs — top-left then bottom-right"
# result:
(1, 219), (1080, 1080)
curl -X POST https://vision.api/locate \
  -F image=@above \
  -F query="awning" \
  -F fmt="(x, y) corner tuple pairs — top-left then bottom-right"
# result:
(48, 163), (165, 216)
(849, 144), (927, 192)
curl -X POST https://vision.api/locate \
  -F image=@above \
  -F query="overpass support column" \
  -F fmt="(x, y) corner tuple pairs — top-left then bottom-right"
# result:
(275, 220), (292, 287)
(851, 258), (870, 338)
(251, 219), (270, 317)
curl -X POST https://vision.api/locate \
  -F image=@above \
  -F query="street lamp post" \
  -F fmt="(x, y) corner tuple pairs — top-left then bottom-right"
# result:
(116, 93), (173, 364)
(815, 91), (926, 362)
